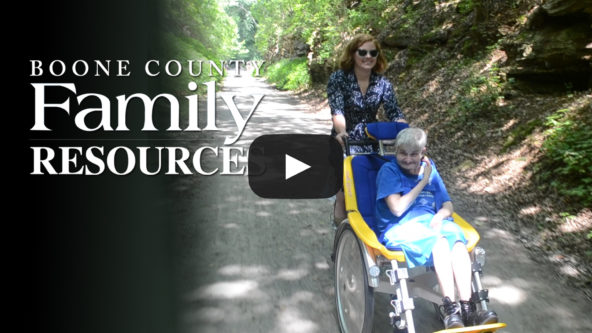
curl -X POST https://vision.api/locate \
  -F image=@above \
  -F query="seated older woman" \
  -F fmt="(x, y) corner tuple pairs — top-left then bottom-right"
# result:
(374, 127), (498, 329)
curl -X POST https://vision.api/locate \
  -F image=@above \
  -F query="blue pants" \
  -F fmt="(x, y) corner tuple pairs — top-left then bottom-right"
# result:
(380, 213), (467, 268)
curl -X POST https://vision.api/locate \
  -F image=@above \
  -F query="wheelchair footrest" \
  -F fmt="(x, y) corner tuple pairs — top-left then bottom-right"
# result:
(433, 322), (507, 333)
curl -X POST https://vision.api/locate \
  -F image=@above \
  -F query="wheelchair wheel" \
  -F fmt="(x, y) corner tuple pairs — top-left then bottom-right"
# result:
(335, 225), (374, 333)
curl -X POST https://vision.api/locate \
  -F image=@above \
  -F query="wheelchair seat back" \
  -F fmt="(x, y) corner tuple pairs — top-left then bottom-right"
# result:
(345, 122), (408, 236)
(351, 154), (396, 235)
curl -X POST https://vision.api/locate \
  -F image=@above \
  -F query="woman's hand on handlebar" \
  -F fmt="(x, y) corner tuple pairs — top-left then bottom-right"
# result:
(335, 132), (349, 147)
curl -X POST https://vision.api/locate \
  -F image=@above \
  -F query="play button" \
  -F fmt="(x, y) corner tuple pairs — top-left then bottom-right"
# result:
(248, 134), (343, 199)
(285, 154), (310, 180)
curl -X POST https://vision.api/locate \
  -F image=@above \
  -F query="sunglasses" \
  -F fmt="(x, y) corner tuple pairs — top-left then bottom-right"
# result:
(357, 49), (379, 57)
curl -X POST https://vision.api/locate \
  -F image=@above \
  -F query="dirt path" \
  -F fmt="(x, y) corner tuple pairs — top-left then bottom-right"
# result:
(171, 74), (592, 333)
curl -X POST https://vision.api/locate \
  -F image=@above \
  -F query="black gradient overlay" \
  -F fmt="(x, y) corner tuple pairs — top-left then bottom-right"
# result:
(19, 1), (176, 333)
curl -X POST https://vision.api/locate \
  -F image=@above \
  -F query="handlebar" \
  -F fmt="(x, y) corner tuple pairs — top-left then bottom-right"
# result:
(343, 137), (377, 156)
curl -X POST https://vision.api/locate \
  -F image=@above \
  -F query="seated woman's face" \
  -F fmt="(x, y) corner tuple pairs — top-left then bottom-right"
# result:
(396, 147), (423, 174)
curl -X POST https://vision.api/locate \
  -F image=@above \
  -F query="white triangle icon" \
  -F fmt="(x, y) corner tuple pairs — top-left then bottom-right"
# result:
(285, 154), (311, 180)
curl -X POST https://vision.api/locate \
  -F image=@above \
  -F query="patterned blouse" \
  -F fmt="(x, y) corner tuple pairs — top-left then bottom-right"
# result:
(327, 69), (404, 144)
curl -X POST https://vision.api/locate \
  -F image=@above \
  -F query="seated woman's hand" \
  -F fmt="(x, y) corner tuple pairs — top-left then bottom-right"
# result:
(421, 156), (432, 181)
(430, 215), (443, 232)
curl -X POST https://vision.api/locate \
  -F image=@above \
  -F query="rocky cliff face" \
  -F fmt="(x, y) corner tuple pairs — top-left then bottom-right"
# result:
(503, 1), (591, 92)
(379, 0), (591, 92)
(265, 33), (310, 62)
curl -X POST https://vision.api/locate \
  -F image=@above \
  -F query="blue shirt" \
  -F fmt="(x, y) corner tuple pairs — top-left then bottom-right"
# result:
(375, 159), (451, 235)
(327, 69), (404, 142)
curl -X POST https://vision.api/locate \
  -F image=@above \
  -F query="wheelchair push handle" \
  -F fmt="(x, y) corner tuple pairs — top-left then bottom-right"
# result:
(343, 137), (376, 156)
(342, 122), (409, 156)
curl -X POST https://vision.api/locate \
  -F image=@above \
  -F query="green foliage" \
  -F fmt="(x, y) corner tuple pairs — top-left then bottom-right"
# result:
(159, 0), (243, 94)
(160, 32), (225, 95)
(448, 64), (504, 124)
(252, 0), (399, 62)
(462, 39), (475, 55)
(407, 47), (429, 66)
(264, 58), (310, 90)
(537, 106), (592, 206)
(225, 0), (260, 60)
(457, 0), (475, 15)
(162, 0), (238, 59)
(253, 0), (339, 61)
(348, 0), (393, 33)
(502, 119), (544, 152)
(249, 0), (406, 90)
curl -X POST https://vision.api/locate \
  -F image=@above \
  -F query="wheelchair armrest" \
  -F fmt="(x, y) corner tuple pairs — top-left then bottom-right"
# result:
(347, 211), (480, 262)
(452, 213), (480, 252)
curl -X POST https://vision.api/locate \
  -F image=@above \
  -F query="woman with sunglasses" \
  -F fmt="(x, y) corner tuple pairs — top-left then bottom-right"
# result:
(328, 34), (406, 224)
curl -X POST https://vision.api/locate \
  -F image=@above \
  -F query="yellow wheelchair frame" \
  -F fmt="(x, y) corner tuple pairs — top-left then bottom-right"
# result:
(332, 134), (502, 333)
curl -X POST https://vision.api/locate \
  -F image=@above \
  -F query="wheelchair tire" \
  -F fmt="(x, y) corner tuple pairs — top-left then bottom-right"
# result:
(334, 224), (374, 333)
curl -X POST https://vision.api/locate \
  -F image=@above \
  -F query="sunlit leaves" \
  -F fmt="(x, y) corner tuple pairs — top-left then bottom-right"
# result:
(538, 106), (592, 206)
(252, 0), (400, 61)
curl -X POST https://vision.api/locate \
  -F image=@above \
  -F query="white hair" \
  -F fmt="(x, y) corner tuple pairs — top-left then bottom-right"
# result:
(395, 128), (427, 152)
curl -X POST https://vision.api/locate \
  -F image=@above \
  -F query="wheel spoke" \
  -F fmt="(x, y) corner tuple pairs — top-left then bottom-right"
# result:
(335, 227), (374, 333)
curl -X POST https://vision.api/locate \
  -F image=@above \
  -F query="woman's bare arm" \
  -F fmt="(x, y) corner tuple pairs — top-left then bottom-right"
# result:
(332, 114), (348, 146)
